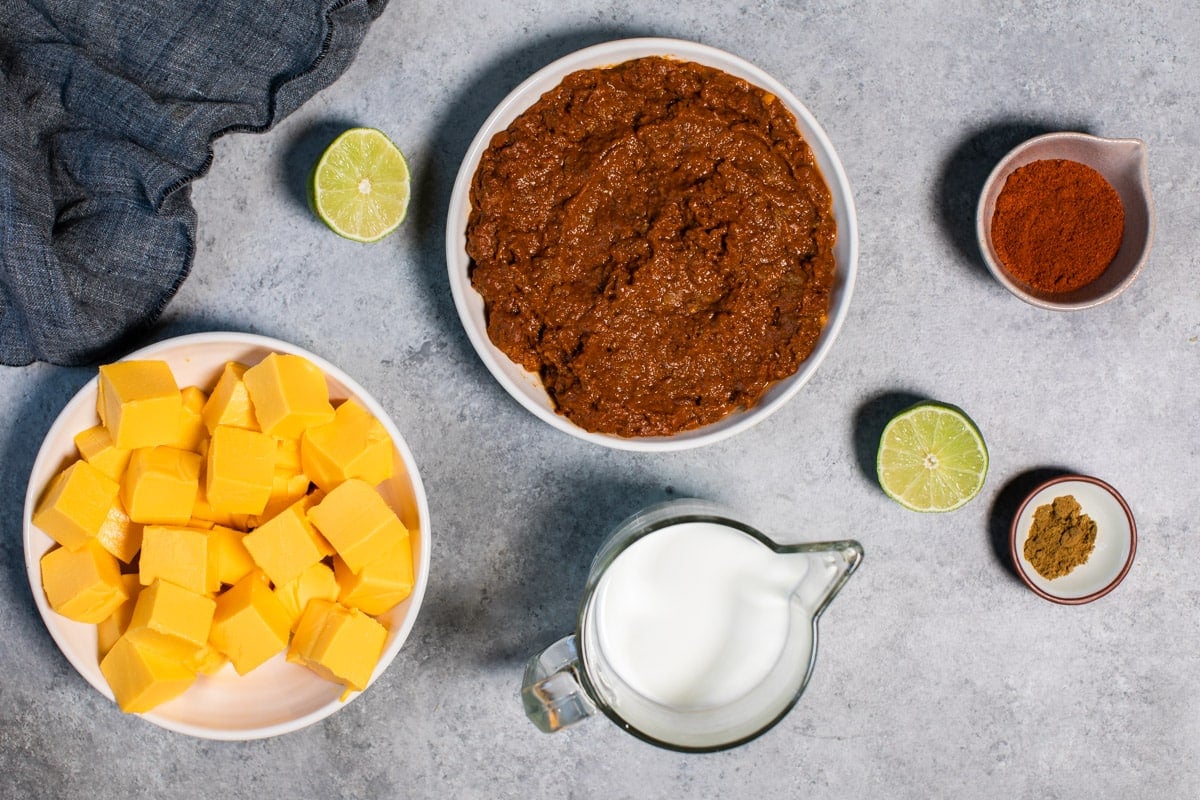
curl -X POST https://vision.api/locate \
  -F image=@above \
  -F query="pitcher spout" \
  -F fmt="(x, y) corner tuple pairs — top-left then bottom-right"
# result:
(790, 540), (863, 617)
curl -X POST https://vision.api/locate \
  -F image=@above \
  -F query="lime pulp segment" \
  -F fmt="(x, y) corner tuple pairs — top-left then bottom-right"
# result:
(311, 128), (410, 243)
(876, 402), (989, 512)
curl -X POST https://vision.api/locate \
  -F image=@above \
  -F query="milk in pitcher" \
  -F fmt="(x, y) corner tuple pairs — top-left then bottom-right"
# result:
(590, 521), (813, 710)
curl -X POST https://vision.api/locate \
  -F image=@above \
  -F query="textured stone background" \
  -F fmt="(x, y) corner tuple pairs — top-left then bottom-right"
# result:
(2, 2), (1198, 798)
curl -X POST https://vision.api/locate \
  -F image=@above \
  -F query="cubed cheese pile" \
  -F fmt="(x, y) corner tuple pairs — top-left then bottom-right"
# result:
(33, 354), (415, 714)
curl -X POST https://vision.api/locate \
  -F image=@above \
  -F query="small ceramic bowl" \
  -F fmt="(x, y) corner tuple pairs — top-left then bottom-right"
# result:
(446, 38), (858, 452)
(1009, 474), (1136, 604)
(976, 132), (1155, 310)
(22, 332), (431, 739)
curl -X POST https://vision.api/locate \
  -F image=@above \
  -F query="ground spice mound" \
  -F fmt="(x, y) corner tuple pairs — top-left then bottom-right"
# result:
(466, 56), (837, 437)
(1023, 494), (1097, 580)
(991, 159), (1124, 294)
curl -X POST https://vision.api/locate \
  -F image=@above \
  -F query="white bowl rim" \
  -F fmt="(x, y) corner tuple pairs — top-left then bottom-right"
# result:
(446, 37), (858, 452)
(22, 331), (432, 740)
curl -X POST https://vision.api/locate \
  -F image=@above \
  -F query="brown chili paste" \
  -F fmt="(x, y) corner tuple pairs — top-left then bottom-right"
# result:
(466, 57), (837, 437)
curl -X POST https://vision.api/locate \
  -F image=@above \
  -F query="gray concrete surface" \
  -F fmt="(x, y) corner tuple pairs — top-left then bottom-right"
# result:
(2, 2), (1198, 798)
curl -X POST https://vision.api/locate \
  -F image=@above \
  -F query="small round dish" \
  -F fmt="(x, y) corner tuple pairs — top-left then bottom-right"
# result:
(1009, 474), (1136, 604)
(22, 332), (431, 739)
(446, 37), (858, 452)
(976, 132), (1154, 310)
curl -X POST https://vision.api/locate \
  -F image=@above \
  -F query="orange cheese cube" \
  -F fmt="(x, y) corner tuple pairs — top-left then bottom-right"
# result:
(173, 386), (209, 451)
(300, 489), (332, 556)
(120, 446), (201, 525)
(205, 425), (274, 515)
(94, 500), (143, 564)
(209, 572), (291, 675)
(40, 541), (128, 623)
(191, 469), (238, 528)
(185, 644), (228, 676)
(126, 579), (216, 659)
(73, 425), (131, 482)
(139, 525), (218, 594)
(287, 599), (387, 692)
(243, 353), (334, 439)
(97, 361), (182, 450)
(242, 498), (327, 586)
(227, 511), (256, 532)
(244, 437), (310, 527)
(201, 362), (258, 433)
(275, 437), (303, 475)
(210, 525), (255, 585)
(274, 562), (339, 630)
(333, 534), (415, 616)
(307, 479), (407, 574)
(248, 471), (311, 528)
(100, 635), (196, 713)
(97, 574), (141, 658)
(32, 460), (119, 551)
(301, 398), (394, 492)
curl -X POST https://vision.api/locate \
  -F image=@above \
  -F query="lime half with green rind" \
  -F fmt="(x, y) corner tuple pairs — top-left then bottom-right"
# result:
(310, 128), (410, 243)
(876, 401), (989, 512)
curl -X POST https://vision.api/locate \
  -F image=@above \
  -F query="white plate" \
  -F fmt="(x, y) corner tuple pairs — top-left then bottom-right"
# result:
(22, 332), (431, 739)
(446, 37), (858, 452)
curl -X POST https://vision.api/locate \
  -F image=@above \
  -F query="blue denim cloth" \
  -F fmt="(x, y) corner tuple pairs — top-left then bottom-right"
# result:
(0, 0), (386, 365)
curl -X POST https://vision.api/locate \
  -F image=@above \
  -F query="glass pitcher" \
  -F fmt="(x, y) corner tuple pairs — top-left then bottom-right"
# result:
(521, 498), (863, 752)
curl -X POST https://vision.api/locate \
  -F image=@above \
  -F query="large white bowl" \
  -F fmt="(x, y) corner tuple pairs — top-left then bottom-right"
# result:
(446, 38), (858, 452)
(22, 332), (431, 739)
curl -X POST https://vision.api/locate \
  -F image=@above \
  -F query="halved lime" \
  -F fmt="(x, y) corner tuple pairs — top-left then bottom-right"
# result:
(310, 128), (410, 243)
(876, 401), (989, 512)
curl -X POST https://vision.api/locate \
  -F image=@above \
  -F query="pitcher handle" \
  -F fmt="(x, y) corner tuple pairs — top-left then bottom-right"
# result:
(521, 635), (596, 733)
(794, 540), (863, 618)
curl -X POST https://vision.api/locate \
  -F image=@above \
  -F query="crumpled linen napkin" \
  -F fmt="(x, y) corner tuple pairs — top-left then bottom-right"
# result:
(0, 0), (386, 366)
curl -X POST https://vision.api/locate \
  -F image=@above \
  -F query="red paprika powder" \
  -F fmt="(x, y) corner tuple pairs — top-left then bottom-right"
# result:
(991, 159), (1124, 294)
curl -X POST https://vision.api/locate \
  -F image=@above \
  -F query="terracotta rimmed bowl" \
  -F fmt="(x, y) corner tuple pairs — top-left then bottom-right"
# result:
(22, 332), (431, 739)
(976, 132), (1154, 310)
(446, 37), (858, 452)
(1009, 474), (1136, 604)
